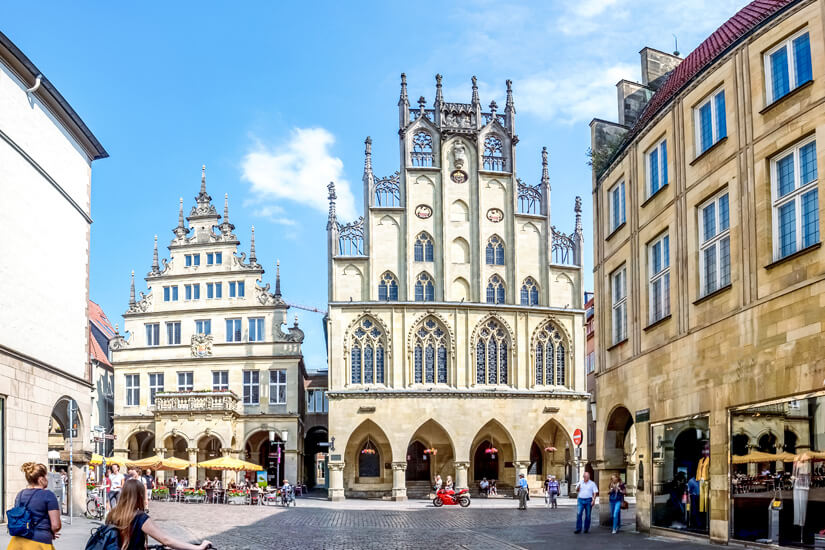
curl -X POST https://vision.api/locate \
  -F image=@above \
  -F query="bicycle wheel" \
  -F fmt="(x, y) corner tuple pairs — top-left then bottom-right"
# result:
(86, 498), (101, 519)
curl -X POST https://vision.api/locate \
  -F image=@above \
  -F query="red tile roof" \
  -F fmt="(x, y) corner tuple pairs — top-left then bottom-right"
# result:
(625, 0), (797, 144)
(89, 331), (111, 367)
(89, 300), (116, 338)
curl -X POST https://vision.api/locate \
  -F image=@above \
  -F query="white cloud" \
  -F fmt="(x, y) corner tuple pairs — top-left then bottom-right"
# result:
(241, 127), (358, 222)
(571, 0), (620, 17)
(518, 63), (636, 124)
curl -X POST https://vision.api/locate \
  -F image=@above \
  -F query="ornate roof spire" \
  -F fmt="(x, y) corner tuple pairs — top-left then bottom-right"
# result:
(129, 270), (136, 308)
(541, 147), (550, 189)
(218, 193), (235, 237)
(200, 165), (207, 196)
(575, 196), (583, 235)
(173, 197), (188, 239)
(505, 79), (515, 112)
(418, 96), (426, 117)
(363, 137), (373, 178)
(190, 164), (217, 218)
(434, 74), (443, 105)
(489, 100), (498, 116)
(326, 181), (337, 230)
(399, 73), (410, 128)
(223, 193), (229, 221)
(151, 235), (160, 274)
(250, 225), (257, 265)
(471, 76), (479, 106)
(399, 73), (409, 106)
(275, 259), (282, 298)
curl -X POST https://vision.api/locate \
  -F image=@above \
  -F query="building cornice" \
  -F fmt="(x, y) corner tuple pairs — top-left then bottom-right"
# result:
(0, 343), (92, 389)
(122, 303), (288, 318)
(142, 270), (267, 283)
(112, 353), (304, 368)
(327, 388), (590, 400)
(328, 301), (585, 315)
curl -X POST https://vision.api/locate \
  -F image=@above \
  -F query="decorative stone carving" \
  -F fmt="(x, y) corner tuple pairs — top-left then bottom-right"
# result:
(452, 142), (467, 169)
(128, 291), (153, 313)
(255, 280), (285, 306)
(191, 333), (214, 358)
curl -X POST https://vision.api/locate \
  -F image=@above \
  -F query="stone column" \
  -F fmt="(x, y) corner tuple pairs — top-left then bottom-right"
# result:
(187, 448), (198, 487)
(514, 461), (530, 497)
(454, 461), (470, 490)
(328, 462), (345, 501)
(391, 462), (407, 501)
(221, 447), (231, 488)
(153, 448), (166, 485)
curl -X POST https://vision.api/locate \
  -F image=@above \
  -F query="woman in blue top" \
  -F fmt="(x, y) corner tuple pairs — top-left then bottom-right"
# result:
(7, 462), (61, 550)
(608, 473), (627, 534)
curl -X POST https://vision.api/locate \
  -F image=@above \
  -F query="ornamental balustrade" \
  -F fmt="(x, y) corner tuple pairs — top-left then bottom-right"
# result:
(373, 172), (401, 206)
(154, 391), (239, 413)
(517, 179), (542, 215)
(338, 217), (365, 256)
(551, 229), (577, 266)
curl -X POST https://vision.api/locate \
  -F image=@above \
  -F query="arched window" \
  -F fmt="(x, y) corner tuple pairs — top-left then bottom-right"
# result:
(475, 319), (509, 385)
(483, 136), (505, 171)
(486, 275), (505, 304)
(534, 323), (568, 387)
(377, 272), (398, 301)
(350, 318), (385, 385)
(411, 132), (434, 167)
(414, 272), (435, 302)
(358, 440), (380, 477)
(521, 277), (539, 306)
(414, 232), (434, 262)
(485, 236), (505, 265)
(412, 317), (449, 384)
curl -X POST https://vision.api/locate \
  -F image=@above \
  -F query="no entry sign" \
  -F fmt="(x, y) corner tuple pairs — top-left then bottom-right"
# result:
(573, 428), (583, 446)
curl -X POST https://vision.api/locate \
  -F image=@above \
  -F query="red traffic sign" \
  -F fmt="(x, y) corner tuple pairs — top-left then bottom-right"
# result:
(573, 429), (583, 446)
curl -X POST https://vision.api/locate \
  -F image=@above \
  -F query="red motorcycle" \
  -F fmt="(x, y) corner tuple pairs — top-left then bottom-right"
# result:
(433, 488), (470, 507)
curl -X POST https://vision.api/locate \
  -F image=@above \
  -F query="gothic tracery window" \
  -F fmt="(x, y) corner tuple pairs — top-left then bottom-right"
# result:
(475, 319), (509, 385)
(412, 317), (449, 384)
(414, 272), (435, 302)
(414, 232), (434, 262)
(378, 271), (399, 301)
(534, 323), (568, 387)
(486, 275), (505, 304)
(485, 236), (505, 265)
(520, 277), (539, 306)
(483, 136), (505, 171)
(411, 132), (434, 167)
(350, 318), (385, 385)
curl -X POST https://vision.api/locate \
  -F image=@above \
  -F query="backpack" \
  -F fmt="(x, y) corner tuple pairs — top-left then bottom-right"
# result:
(6, 489), (37, 538)
(85, 524), (121, 550)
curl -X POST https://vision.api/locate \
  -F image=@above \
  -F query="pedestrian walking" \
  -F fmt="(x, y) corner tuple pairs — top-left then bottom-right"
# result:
(608, 474), (626, 534)
(108, 463), (125, 508)
(574, 472), (599, 534)
(517, 473), (529, 510)
(7, 462), (61, 550)
(544, 475), (559, 508)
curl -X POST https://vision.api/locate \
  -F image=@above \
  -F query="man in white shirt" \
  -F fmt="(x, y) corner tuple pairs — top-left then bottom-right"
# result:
(108, 464), (125, 507)
(574, 471), (599, 534)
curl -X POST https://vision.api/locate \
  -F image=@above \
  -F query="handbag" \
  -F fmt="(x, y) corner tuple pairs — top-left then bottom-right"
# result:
(6, 489), (37, 539)
(621, 500), (629, 510)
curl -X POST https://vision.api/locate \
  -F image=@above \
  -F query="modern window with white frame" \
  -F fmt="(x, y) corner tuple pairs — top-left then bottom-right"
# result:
(177, 371), (193, 392)
(764, 29), (813, 105)
(269, 370), (287, 404)
(145, 323), (160, 347)
(611, 266), (627, 344)
(166, 321), (181, 345)
(226, 318), (242, 342)
(306, 388), (328, 413)
(248, 317), (265, 342)
(646, 139), (668, 197)
(148, 373), (164, 405)
(609, 180), (626, 232)
(771, 137), (819, 260)
(648, 233), (671, 323)
(694, 88), (727, 155)
(243, 370), (260, 405)
(195, 319), (211, 335)
(698, 191), (731, 297)
(125, 374), (140, 406)
(212, 370), (229, 391)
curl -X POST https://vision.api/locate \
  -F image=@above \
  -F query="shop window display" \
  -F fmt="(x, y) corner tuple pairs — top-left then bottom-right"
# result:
(652, 417), (710, 534)
(730, 395), (825, 547)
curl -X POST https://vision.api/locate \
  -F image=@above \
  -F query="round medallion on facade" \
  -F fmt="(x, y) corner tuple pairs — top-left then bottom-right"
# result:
(486, 208), (504, 222)
(415, 205), (433, 219)
(450, 170), (468, 184)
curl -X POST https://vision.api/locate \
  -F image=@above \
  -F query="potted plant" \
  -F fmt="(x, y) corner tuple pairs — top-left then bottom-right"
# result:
(226, 489), (247, 505)
(86, 482), (96, 493)
(152, 488), (169, 500)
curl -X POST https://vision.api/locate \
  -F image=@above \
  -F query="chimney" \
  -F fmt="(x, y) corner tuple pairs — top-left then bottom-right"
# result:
(616, 80), (653, 127)
(640, 47), (682, 91)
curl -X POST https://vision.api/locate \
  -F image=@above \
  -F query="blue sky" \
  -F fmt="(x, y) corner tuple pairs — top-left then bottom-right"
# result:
(4, 0), (749, 371)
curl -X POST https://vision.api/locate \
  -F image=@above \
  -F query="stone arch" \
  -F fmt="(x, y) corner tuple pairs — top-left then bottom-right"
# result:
(124, 430), (155, 460)
(529, 316), (574, 388)
(520, 221), (541, 234)
(50, 396), (84, 443)
(160, 429), (192, 446)
(555, 272), (574, 285)
(450, 200), (469, 222)
(407, 311), (456, 361)
(451, 237), (469, 264)
(405, 419), (456, 486)
(470, 313), (516, 352)
(195, 430), (226, 448)
(469, 419), (517, 482)
(525, 418), (575, 487)
(378, 214), (399, 227)
(343, 419), (394, 495)
(342, 313), (392, 360)
(451, 277), (470, 301)
(603, 405), (636, 490)
(486, 178), (506, 190)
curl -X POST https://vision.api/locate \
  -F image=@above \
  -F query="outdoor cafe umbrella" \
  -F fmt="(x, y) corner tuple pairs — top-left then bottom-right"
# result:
(731, 451), (796, 464)
(127, 454), (192, 471)
(89, 454), (129, 467)
(197, 456), (264, 471)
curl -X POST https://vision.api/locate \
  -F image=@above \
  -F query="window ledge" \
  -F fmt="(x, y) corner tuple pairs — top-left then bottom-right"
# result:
(765, 242), (822, 270)
(760, 79), (814, 115)
(644, 314), (672, 332)
(692, 283), (733, 306)
(606, 222), (626, 241)
(406, 165), (440, 171)
(641, 183), (670, 208)
(690, 136), (728, 166)
(606, 338), (628, 351)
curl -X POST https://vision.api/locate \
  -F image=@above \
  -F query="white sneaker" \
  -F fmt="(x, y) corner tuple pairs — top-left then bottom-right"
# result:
(612, 530), (617, 534)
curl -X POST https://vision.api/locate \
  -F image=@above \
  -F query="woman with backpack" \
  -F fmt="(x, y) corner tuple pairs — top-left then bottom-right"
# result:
(105, 479), (211, 550)
(7, 462), (61, 549)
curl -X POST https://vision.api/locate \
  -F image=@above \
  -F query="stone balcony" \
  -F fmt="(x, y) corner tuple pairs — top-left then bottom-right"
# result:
(154, 390), (239, 414)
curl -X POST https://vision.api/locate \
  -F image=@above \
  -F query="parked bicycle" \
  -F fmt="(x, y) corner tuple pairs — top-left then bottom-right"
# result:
(85, 490), (105, 520)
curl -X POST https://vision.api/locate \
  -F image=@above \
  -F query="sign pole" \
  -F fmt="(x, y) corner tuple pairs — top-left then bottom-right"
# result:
(66, 401), (73, 524)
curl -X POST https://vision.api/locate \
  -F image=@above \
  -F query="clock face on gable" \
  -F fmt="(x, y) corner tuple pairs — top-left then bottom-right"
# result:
(415, 205), (433, 219)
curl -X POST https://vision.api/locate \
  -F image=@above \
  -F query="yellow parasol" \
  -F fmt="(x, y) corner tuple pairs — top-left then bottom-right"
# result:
(159, 456), (192, 471)
(197, 456), (264, 471)
(731, 451), (796, 464)
(90, 454), (129, 467)
(126, 454), (192, 471)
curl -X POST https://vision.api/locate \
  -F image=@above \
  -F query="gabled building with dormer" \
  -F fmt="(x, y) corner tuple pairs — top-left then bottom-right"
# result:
(111, 168), (307, 486)
(325, 75), (588, 500)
